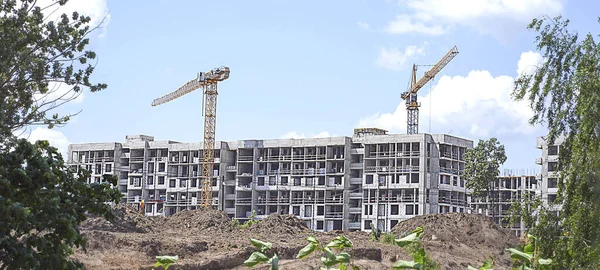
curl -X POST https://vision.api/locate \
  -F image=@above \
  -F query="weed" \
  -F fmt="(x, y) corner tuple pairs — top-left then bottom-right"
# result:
(155, 255), (178, 270)
(297, 235), (360, 270)
(392, 226), (439, 270)
(244, 238), (279, 270)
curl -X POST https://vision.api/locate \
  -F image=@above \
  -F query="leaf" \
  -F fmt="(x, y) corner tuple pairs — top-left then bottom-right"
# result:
(538, 258), (553, 265)
(268, 254), (279, 270)
(326, 235), (353, 250)
(321, 247), (338, 267)
(307, 236), (319, 244)
(244, 251), (270, 267)
(411, 226), (424, 236)
(523, 243), (535, 254)
(395, 232), (420, 247)
(250, 238), (273, 253)
(392, 260), (421, 269)
(155, 255), (178, 270)
(296, 242), (319, 259)
(413, 247), (426, 264)
(481, 255), (495, 269)
(155, 255), (178, 264)
(335, 252), (351, 264)
(339, 263), (347, 270)
(351, 266), (360, 270)
(506, 248), (533, 264)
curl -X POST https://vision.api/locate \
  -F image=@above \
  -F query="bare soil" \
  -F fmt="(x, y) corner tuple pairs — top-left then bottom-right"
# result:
(391, 212), (519, 269)
(73, 205), (519, 270)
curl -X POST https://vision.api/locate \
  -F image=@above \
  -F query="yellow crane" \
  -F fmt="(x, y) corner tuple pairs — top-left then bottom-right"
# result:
(151, 66), (230, 208)
(401, 46), (459, 135)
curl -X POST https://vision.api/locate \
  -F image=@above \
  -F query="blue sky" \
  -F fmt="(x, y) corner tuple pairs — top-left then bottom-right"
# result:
(25, 0), (600, 171)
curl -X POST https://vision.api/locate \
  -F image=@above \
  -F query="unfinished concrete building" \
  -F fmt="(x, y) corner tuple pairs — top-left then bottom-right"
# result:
(536, 136), (565, 211)
(470, 172), (538, 236)
(67, 129), (472, 232)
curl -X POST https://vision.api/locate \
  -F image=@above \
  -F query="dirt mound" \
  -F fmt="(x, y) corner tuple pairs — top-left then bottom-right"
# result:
(248, 214), (310, 234)
(80, 204), (156, 233)
(392, 212), (519, 269)
(163, 208), (233, 232)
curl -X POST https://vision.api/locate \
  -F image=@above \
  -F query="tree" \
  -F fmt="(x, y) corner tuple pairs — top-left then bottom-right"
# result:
(0, 139), (122, 269)
(0, 0), (119, 268)
(512, 15), (600, 268)
(463, 138), (507, 220)
(0, 0), (107, 142)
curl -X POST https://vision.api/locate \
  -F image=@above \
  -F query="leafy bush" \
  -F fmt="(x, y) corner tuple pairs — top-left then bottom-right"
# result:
(506, 234), (552, 270)
(392, 226), (439, 270)
(155, 255), (178, 270)
(244, 238), (279, 270)
(296, 235), (360, 270)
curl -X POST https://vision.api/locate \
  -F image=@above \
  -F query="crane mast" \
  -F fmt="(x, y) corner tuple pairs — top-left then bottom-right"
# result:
(401, 46), (459, 135)
(151, 66), (230, 208)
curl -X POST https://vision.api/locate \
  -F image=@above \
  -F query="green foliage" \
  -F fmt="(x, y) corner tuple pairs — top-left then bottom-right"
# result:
(296, 235), (359, 270)
(467, 256), (494, 270)
(0, 0), (108, 140)
(370, 222), (382, 241)
(233, 210), (260, 229)
(0, 139), (122, 269)
(506, 234), (552, 270)
(380, 232), (397, 245)
(512, 15), (600, 268)
(244, 238), (278, 270)
(504, 191), (543, 233)
(155, 255), (178, 270)
(392, 227), (439, 270)
(463, 138), (507, 198)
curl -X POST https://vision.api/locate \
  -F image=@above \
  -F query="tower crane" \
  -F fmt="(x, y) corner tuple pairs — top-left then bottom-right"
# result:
(151, 66), (230, 208)
(401, 46), (459, 135)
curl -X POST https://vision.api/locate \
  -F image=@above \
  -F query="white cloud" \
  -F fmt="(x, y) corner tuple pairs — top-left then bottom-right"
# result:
(34, 82), (84, 105)
(377, 45), (425, 71)
(282, 131), (332, 139)
(357, 21), (370, 30)
(358, 51), (546, 139)
(19, 127), (71, 158)
(36, 0), (110, 37)
(386, 15), (446, 35)
(388, 0), (564, 37)
(517, 51), (544, 77)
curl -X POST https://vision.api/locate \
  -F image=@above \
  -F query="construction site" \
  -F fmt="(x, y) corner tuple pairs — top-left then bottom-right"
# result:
(67, 46), (552, 269)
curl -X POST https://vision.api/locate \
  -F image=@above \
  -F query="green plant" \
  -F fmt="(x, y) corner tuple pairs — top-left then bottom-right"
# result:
(0, 139), (122, 269)
(380, 232), (397, 245)
(512, 15), (600, 268)
(155, 255), (178, 270)
(392, 226), (439, 270)
(0, 0), (109, 141)
(506, 234), (552, 270)
(244, 238), (279, 270)
(370, 222), (382, 241)
(296, 235), (359, 270)
(239, 210), (260, 229)
(467, 256), (494, 270)
(463, 138), (507, 220)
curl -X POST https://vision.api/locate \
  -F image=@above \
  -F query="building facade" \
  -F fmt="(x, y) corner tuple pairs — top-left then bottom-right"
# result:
(67, 130), (473, 232)
(470, 173), (539, 236)
(536, 136), (564, 210)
